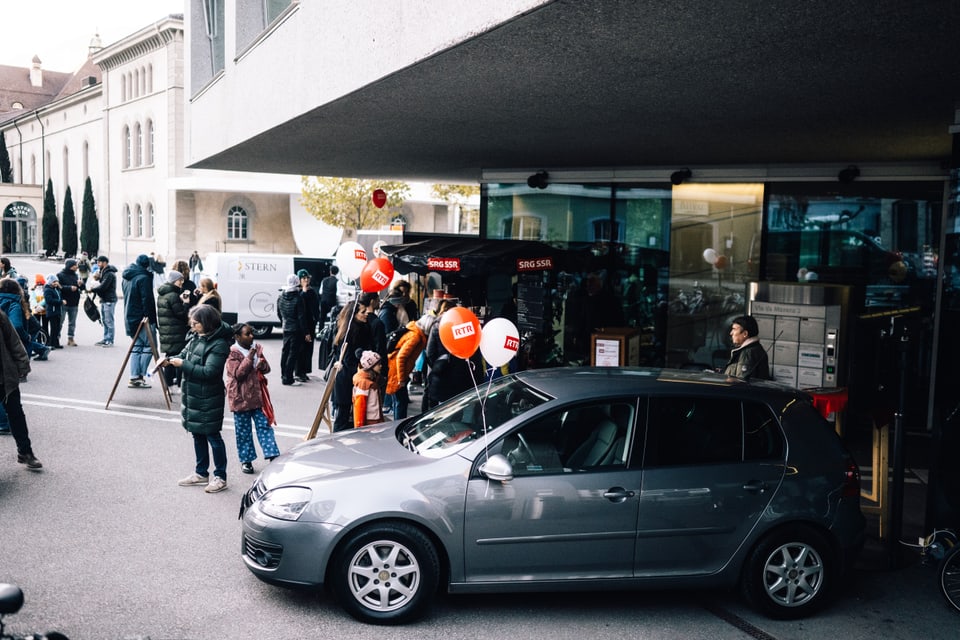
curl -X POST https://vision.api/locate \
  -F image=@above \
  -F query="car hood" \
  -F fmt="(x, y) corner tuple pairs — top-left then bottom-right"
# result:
(259, 423), (422, 488)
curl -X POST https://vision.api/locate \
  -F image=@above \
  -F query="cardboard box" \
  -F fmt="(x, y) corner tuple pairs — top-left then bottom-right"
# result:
(591, 327), (641, 367)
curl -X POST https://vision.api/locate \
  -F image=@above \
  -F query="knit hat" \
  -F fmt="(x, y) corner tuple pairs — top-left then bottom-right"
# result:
(34, 274), (45, 287)
(416, 313), (437, 334)
(136, 254), (150, 268)
(296, 268), (310, 278)
(359, 350), (381, 370)
(285, 274), (300, 292)
(16, 276), (28, 290)
(45, 274), (58, 284)
(166, 270), (184, 284)
(65, 258), (78, 269)
(96, 255), (109, 263)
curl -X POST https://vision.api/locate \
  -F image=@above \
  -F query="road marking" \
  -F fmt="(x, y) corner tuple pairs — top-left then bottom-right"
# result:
(21, 392), (310, 437)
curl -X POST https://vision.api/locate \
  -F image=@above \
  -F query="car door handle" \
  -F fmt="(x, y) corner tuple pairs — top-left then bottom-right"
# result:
(742, 480), (768, 493)
(603, 487), (636, 502)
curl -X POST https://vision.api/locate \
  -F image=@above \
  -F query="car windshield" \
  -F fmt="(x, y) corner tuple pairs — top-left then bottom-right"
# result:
(398, 375), (552, 457)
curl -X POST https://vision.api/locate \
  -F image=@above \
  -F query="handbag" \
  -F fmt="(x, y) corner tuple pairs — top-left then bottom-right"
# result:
(258, 370), (277, 426)
(83, 293), (101, 324)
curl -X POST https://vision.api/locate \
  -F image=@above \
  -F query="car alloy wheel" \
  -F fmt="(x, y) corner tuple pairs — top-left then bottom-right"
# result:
(332, 522), (439, 625)
(742, 525), (834, 619)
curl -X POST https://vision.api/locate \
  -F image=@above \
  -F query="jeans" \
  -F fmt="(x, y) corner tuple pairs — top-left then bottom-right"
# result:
(100, 301), (116, 343)
(2, 389), (33, 455)
(130, 324), (156, 378)
(394, 385), (411, 419)
(65, 305), (79, 338)
(192, 432), (227, 480)
(0, 403), (8, 430)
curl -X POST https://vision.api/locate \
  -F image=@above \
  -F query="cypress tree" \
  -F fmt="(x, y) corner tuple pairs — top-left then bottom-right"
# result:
(0, 132), (12, 183)
(61, 185), (78, 258)
(42, 179), (59, 257)
(80, 176), (99, 256)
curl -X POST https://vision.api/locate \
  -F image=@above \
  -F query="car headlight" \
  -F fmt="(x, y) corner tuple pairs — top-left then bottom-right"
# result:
(257, 486), (312, 521)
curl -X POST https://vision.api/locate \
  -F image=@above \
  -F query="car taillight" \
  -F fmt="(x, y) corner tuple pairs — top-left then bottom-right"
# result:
(842, 458), (861, 497)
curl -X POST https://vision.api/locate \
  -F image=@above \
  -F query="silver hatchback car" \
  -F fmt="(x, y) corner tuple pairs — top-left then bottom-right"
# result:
(240, 368), (864, 625)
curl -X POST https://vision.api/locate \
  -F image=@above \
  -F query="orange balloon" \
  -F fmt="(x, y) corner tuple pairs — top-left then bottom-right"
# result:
(714, 255), (728, 269)
(438, 307), (481, 360)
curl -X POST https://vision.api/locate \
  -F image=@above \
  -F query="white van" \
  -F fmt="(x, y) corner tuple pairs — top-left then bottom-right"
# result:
(202, 253), (337, 337)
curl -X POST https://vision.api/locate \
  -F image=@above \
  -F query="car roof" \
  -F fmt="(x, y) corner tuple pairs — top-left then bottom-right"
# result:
(513, 367), (802, 405)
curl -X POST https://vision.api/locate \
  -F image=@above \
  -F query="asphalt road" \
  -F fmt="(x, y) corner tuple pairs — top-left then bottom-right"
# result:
(0, 258), (957, 639)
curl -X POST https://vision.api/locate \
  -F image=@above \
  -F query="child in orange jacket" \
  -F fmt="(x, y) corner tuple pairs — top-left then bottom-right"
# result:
(352, 350), (384, 427)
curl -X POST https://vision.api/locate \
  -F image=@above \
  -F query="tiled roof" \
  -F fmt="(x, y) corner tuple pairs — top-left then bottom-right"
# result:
(0, 59), (84, 122)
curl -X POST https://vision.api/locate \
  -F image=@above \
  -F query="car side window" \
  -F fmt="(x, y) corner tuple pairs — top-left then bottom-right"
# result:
(499, 400), (637, 476)
(743, 401), (785, 460)
(644, 396), (743, 467)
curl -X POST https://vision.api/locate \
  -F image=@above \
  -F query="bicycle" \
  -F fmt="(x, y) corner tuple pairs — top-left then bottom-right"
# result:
(901, 528), (960, 613)
(0, 584), (69, 640)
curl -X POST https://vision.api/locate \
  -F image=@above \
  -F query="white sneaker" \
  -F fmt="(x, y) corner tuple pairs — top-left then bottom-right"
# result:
(178, 473), (209, 486)
(205, 476), (227, 493)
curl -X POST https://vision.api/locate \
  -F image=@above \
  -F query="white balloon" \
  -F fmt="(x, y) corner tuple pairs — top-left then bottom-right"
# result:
(702, 248), (718, 265)
(335, 241), (368, 280)
(480, 318), (520, 368)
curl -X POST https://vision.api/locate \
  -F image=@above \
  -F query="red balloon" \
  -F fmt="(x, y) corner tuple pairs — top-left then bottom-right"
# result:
(438, 307), (481, 360)
(372, 189), (387, 208)
(359, 257), (395, 293)
(714, 255), (728, 269)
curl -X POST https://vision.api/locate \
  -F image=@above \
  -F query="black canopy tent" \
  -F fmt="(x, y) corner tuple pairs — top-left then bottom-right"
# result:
(378, 238), (591, 277)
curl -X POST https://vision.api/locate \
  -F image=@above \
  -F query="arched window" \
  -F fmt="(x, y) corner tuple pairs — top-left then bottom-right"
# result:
(134, 123), (142, 166)
(45, 151), (51, 182)
(140, 66), (146, 95)
(122, 126), (131, 168)
(83, 141), (89, 179)
(147, 204), (155, 238)
(134, 69), (140, 98)
(147, 63), (153, 93)
(30, 155), (36, 184)
(120, 75), (126, 101)
(227, 205), (248, 240)
(135, 205), (144, 237)
(146, 120), (155, 165)
(124, 204), (132, 237)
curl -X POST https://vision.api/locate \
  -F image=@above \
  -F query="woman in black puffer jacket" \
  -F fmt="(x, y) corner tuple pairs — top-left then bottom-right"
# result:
(166, 304), (234, 494)
(156, 271), (190, 390)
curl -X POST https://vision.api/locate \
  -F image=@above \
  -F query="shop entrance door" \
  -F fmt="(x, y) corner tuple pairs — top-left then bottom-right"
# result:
(2, 201), (38, 254)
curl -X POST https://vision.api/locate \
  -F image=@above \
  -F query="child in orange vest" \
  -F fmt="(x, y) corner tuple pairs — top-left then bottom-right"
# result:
(352, 350), (384, 427)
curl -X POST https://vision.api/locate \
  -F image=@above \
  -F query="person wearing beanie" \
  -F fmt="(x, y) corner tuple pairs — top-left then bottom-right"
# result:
(122, 255), (158, 387)
(156, 269), (190, 392)
(294, 269), (319, 383)
(276, 274), (308, 386)
(90, 255), (118, 347)
(352, 350), (384, 427)
(723, 314), (770, 380)
(41, 274), (63, 349)
(57, 258), (82, 346)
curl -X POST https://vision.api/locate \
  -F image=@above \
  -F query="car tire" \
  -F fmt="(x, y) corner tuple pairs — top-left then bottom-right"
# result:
(741, 525), (835, 619)
(330, 522), (440, 625)
(250, 324), (272, 338)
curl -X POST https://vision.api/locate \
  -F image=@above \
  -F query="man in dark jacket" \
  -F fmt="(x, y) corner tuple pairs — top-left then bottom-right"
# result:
(294, 269), (319, 382)
(277, 274), (308, 386)
(723, 315), (771, 380)
(56, 258), (82, 346)
(122, 254), (158, 388)
(90, 255), (118, 346)
(318, 265), (339, 328)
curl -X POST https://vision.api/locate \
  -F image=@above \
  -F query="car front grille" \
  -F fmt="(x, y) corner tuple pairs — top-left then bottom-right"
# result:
(244, 534), (283, 569)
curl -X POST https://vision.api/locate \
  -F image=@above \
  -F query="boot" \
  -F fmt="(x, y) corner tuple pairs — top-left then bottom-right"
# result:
(67, 337), (77, 347)
(17, 452), (43, 470)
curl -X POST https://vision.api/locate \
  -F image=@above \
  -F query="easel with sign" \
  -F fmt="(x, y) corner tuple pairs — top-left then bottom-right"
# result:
(105, 317), (171, 410)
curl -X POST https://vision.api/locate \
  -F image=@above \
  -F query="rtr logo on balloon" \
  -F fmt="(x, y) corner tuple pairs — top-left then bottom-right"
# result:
(354, 248), (367, 261)
(503, 336), (520, 352)
(452, 322), (476, 339)
(372, 270), (390, 287)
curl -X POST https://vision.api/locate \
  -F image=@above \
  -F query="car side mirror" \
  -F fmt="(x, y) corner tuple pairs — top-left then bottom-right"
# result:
(478, 453), (513, 483)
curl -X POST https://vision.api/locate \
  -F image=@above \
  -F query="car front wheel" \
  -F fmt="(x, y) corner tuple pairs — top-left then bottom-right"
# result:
(741, 525), (835, 619)
(330, 522), (440, 625)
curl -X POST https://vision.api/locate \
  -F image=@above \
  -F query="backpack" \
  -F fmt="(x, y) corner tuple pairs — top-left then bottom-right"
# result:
(386, 325), (409, 354)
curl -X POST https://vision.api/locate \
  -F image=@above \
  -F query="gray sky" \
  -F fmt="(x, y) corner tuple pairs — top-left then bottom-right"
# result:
(1, 0), (185, 71)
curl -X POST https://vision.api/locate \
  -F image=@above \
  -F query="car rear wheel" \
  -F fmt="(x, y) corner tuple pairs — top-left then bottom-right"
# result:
(741, 525), (834, 619)
(250, 324), (272, 338)
(330, 522), (440, 625)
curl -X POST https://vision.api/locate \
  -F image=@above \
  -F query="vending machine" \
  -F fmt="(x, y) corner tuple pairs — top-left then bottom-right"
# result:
(747, 282), (849, 389)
